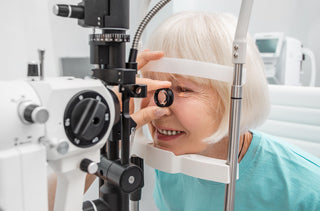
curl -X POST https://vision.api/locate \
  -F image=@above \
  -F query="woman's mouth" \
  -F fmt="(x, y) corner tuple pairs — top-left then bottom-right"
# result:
(155, 128), (185, 141)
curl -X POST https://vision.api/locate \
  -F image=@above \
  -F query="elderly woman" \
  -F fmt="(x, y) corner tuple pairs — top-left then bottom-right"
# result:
(134, 12), (320, 210)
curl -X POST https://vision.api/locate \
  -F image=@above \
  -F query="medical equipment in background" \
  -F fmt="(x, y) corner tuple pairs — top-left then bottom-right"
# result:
(254, 32), (316, 86)
(0, 50), (117, 211)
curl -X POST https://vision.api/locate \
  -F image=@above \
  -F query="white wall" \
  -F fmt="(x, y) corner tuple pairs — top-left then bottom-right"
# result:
(0, 0), (57, 80)
(170, 0), (320, 86)
(141, 0), (174, 49)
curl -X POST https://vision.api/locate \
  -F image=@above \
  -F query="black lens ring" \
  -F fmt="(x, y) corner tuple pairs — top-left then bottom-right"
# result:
(154, 88), (174, 107)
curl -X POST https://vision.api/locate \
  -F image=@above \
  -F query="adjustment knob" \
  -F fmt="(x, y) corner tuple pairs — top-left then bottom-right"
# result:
(80, 159), (98, 174)
(71, 98), (106, 140)
(27, 62), (39, 77)
(64, 91), (111, 148)
(19, 102), (49, 124)
(53, 4), (84, 19)
(98, 157), (143, 193)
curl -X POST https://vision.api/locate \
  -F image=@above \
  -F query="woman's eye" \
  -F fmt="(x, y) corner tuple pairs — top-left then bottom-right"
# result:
(177, 86), (191, 93)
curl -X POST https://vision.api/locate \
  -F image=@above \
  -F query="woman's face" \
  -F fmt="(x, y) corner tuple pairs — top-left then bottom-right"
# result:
(144, 73), (222, 155)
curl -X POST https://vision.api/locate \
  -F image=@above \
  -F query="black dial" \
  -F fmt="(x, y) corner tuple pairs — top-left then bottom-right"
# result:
(64, 91), (111, 148)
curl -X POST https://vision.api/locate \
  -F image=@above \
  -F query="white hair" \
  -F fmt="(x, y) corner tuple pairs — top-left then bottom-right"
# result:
(144, 11), (270, 143)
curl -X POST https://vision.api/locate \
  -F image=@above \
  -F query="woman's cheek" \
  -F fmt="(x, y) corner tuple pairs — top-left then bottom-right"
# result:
(172, 99), (206, 128)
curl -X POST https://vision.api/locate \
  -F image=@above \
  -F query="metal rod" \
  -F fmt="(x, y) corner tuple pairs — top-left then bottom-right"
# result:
(121, 92), (131, 211)
(130, 201), (139, 211)
(224, 64), (244, 211)
(223, 0), (254, 210)
(121, 93), (131, 165)
(38, 49), (45, 80)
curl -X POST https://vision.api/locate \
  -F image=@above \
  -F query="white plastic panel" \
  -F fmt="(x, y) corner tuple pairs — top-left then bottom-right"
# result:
(20, 145), (48, 211)
(268, 105), (320, 126)
(0, 149), (24, 211)
(258, 85), (320, 158)
(132, 129), (237, 184)
(259, 120), (320, 143)
(268, 85), (320, 109)
(0, 145), (48, 211)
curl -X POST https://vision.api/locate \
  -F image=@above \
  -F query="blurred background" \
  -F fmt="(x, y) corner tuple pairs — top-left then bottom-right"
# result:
(1, 0), (319, 86)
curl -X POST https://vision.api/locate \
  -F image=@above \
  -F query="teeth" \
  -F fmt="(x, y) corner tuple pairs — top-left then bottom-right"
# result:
(157, 129), (182, 136)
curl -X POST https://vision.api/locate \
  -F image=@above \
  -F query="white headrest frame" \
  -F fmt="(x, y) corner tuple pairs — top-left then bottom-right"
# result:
(140, 57), (246, 85)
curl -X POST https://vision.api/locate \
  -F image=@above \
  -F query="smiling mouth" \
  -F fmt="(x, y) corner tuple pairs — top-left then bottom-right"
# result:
(157, 128), (183, 136)
(154, 127), (185, 141)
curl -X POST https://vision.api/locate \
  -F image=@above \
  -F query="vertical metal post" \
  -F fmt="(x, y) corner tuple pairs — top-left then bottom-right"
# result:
(224, 64), (244, 211)
(121, 92), (131, 211)
(224, 0), (254, 210)
(38, 49), (45, 80)
(130, 201), (139, 211)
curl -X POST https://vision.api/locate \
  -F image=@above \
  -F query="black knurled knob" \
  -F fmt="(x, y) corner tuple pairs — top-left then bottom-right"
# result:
(27, 62), (39, 77)
(80, 159), (98, 174)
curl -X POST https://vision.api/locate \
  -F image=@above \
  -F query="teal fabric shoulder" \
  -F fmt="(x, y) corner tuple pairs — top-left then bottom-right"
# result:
(153, 131), (320, 211)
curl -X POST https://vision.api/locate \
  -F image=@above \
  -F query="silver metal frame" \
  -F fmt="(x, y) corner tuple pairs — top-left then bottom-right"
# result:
(224, 0), (254, 211)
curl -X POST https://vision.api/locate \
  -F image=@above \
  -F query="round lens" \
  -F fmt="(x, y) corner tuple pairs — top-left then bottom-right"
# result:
(154, 88), (174, 107)
(158, 90), (168, 106)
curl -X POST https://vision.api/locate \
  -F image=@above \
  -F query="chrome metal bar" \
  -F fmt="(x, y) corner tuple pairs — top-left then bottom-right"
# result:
(38, 49), (45, 80)
(130, 201), (139, 211)
(224, 64), (244, 211)
(223, 0), (254, 210)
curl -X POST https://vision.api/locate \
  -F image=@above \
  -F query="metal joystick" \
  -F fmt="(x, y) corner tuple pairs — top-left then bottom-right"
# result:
(80, 158), (98, 174)
(19, 102), (49, 124)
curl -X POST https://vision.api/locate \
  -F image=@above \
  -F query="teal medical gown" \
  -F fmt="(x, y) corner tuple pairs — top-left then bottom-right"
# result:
(153, 131), (320, 211)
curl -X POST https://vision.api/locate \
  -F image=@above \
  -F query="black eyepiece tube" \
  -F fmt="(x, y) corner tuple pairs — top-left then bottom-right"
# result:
(53, 4), (85, 19)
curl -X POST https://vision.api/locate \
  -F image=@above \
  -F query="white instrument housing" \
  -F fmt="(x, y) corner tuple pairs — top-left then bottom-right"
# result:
(132, 128), (238, 184)
(0, 77), (116, 211)
(0, 81), (48, 211)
